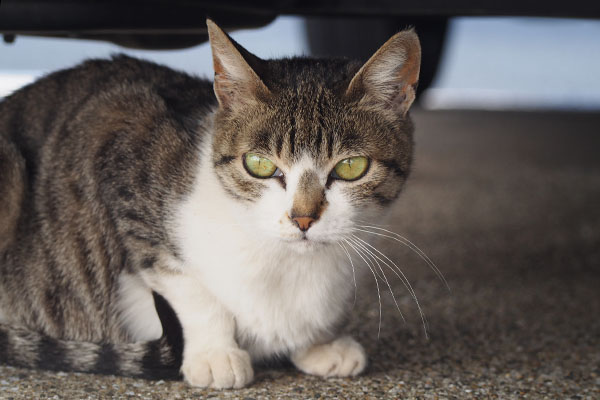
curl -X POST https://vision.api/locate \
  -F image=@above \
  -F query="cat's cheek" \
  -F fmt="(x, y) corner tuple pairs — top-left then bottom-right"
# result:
(246, 183), (294, 240)
(306, 188), (357, 242)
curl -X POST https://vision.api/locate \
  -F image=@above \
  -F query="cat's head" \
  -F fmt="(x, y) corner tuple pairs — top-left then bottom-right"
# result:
(206, 20), (420, 253)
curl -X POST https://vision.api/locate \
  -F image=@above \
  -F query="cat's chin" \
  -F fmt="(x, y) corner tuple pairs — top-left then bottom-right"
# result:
(280, 237), (331, 254)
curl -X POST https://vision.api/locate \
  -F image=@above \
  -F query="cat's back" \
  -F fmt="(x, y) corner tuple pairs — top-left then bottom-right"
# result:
(0, 56), (217, 336)
(0, 55), (215, 259)
(0, 55), (215, 161)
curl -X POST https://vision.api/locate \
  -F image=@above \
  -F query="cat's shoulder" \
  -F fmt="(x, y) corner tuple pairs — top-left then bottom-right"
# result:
(70, 54), (216, 103)
(4, 54), (216, 113)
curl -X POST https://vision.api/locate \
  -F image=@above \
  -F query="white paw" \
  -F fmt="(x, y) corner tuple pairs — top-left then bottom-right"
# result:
(291, 336), (367, 378)
(181, 347), (254, 389)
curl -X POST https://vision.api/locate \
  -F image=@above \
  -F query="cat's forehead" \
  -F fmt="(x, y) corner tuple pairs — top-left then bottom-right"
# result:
(213, 59), (412, 167)
(218, 91), (404, 170)
(261, 57), (361, 91)
(247, 95), (365, 165)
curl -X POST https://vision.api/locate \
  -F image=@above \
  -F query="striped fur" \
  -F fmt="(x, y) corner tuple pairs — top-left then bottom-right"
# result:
(0, 20), (420, 386)
(0, 55), (206, 378)
(0, 293), (182, 379)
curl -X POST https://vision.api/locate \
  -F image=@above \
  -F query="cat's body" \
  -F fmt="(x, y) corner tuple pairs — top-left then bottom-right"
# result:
(0, 21), (420, 388)
(0, 55), (207, 378)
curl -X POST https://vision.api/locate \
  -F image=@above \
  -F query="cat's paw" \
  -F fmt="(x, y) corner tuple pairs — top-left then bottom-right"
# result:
(181, 347), (254, 389)
(291, 336), (367, 378)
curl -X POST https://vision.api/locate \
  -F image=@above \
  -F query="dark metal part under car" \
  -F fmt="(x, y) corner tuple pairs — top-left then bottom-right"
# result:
(1, 0), (598, 95)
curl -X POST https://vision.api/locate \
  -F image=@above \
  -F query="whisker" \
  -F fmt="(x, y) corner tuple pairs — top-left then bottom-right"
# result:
(338, 241), (357, 308)
(344, 238), (386, 282)
(355, 225), (450, 292)
(351, 234), (429, 338)
(346, 236), (406, 324)
(343, 238), (383, 339)
(360, 225), (447, 290)
(354, 218), (396, 229)
(351, 234), (420, 303)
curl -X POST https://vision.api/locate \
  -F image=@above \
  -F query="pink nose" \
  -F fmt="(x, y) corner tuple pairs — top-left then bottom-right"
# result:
(292, 216), (315, 232)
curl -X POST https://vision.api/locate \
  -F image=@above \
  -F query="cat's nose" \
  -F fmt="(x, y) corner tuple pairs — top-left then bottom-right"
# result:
(291, 216), (315, 232)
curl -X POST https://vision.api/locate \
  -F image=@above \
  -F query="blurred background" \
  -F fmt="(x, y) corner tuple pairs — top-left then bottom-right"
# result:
(2, 16), (600, 111)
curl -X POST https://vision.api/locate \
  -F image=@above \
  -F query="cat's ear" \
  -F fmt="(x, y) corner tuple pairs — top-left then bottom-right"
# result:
(345, 29), (421, 117)
(206, 19), (269, 110)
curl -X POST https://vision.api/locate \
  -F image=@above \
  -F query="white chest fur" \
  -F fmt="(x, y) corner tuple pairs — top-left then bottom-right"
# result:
(173, 152), (355, 360)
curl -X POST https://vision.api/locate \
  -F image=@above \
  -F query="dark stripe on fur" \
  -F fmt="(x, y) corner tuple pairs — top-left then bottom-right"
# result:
(117, 186), (135, 201)
(138, 169), (150, 187)
(74, 233), (100, 306)
(69, 181), (86, 203)
(252, 131), (271, 152)
(141, 340), (169, 379)
(289, 115), (296, 157)
(0, 328), (9, 361)
(122, 210), (145, 224)
(380, 159), (406, 178)
(326, 127), (334, 160)
(94, 343), (119, 375)
(314, 90), (325, 152)
(125, 230), (160, 247)
(36, 335), (70, 370)
(373, 192), (394, 206)
(275, 134), (284, 158)
(0, 323), (181, 380)
(214, 155), (236, 167)
(142, 255), (157, 269)
(43, 253), (66, 335)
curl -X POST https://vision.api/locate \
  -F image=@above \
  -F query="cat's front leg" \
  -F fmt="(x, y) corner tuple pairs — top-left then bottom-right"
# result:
(145, 272), (253, 388)
(291, 336), (367, 378)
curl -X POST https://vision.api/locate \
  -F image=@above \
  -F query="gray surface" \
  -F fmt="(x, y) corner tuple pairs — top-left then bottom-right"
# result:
(1, 109), (599, 399)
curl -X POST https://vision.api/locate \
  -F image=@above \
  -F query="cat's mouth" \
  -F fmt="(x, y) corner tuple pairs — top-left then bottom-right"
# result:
(281, 235), (309, 243)
(280, 234), (331, 253)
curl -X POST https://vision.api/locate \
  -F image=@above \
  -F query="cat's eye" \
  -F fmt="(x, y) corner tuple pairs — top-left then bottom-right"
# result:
(243, 153), (281, 178)
(331, 156), (370, 181)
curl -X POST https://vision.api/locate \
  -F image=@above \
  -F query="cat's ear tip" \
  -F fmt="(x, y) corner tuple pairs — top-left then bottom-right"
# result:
(396, 26), (418, 38)
(206, 19), (224, 38)
(389, 28), (421, 51)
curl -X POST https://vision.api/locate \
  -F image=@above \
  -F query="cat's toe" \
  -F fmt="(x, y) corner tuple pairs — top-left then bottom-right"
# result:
(181, 348), (254, 389)
(333, 337), (367, 376)
(291, 336), (367, 378)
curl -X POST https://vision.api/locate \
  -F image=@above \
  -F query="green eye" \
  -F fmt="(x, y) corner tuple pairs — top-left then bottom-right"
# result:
(243, 153), (278, 178)
(332, 156), (369, 181)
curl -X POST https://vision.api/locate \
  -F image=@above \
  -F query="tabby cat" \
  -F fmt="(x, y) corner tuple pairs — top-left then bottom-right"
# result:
(0, 20), (420, 388)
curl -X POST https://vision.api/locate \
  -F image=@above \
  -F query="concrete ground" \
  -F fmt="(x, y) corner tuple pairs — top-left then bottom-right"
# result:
(1, 109), (599, 399)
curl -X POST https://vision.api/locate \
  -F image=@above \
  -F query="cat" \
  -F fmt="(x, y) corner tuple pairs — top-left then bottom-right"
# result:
(0, 19), (420, 388)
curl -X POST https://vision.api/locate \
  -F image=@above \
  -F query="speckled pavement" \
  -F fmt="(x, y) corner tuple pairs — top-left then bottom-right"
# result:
(1, 109), (599, 399)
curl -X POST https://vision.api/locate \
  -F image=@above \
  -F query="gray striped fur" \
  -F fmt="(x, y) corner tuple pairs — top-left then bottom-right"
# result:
(0, 23), (419, 380)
